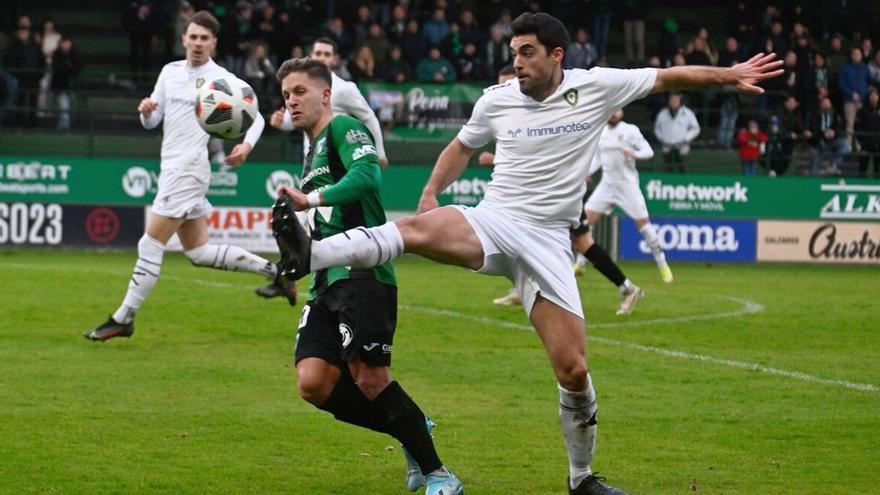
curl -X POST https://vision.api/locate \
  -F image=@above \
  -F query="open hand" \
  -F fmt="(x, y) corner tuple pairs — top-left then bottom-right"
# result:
(730, 53), (785, 94)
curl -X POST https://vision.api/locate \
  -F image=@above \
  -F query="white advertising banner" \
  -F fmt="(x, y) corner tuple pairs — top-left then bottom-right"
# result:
(757, 220), (880, 264)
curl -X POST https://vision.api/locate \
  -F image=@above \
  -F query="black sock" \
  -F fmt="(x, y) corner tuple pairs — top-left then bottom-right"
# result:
(584, 244), (626, 287)
(318, 370), (387, 434)
(372, 381), (443, 475)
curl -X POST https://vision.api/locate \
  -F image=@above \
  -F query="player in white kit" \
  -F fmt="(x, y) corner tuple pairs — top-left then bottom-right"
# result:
(270, 12), (782, 494)
(582, 108), (673, 283)
(85, 11), (280, 341)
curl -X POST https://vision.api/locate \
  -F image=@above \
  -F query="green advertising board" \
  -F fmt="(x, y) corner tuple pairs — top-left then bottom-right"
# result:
(0, 156), (493, 211)
(639, 173), (880, 221)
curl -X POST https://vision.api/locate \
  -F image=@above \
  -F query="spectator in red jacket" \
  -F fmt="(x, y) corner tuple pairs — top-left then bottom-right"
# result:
(737, 120), (768, 176)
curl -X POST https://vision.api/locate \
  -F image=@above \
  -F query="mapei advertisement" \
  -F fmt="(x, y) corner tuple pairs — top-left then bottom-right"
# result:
(618, 217), (757, 262)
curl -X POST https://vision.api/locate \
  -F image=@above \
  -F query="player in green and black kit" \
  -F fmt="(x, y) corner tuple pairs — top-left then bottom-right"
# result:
(271, 58), (463, 495)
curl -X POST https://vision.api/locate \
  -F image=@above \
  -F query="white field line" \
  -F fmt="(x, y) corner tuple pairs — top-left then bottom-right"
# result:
(4, 261), (876, 392)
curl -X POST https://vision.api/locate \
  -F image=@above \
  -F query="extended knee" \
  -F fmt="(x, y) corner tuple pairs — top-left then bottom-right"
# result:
(297, 374), (333, 406)
(184, 244), (214, 267)
(556, 360), (588, 391)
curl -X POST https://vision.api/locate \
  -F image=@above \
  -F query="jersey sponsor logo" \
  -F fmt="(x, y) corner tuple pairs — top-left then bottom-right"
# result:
(301, 166), (329, 188)
(265, 170), (297, 199)
(506, 128), (523, 138)
(345, 128), (373, 145)
(819, 183), (880, 220)
(564, 88), (578, 106)
(524, 121), (592, 138)
(338, 323), (353, 348)
(196, 77), (205, 88)
(122, 166), (157, 198)
(351, 144), (377, 160)
(362, 343), (379, 351)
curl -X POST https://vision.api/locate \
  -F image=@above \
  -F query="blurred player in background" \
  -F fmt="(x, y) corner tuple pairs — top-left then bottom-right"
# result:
(270, 12), (782, 495)
(84, 11), (281, 342)
(581, 108), (673, 283)
(273, 57), (462, 495)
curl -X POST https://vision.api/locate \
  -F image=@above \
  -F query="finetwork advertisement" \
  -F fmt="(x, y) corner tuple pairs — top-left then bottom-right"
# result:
(159, 206), (279, 254)
(757, 220), (880, 264)
(618, 217), (756, 262)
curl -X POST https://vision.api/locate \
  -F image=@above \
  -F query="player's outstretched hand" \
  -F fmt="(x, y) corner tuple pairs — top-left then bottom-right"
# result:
(138, 98), (158, 117)
(730, 53), (784, 94)
(417, 193), (439, 214)
(226, 142), (253, 168)
(270, 107), (286, 129)
(277, 186), (309, 211)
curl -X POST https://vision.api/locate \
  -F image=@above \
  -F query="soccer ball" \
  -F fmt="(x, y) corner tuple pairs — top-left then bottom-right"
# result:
(194, 77), (258, 139)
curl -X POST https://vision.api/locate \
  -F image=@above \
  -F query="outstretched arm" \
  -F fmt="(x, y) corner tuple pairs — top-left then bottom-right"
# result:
(418, 138), (476, 213)
(653, 52), (784, 94)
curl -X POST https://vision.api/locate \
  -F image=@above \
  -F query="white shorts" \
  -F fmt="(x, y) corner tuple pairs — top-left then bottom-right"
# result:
(151, 168), (212, 219)
(452, 204), (583, 319)
(585, 181), (649, 220)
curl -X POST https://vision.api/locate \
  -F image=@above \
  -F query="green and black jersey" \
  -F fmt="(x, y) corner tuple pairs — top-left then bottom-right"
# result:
(300, 114), (396, 299)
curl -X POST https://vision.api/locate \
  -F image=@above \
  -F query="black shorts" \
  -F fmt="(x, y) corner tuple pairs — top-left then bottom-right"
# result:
(570, 190), (592, 236)
(294, 278), (398, 368)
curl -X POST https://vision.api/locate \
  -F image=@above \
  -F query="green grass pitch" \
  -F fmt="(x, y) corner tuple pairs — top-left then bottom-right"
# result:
(1, 249), (878, 494)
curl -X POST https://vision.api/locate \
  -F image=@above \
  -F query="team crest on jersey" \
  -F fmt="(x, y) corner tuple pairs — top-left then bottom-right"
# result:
(196, 77), (205, 88)
(564, 89), (578, 106)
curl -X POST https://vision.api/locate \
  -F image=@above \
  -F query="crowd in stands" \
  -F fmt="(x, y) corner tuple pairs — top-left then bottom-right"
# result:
(1, 1), (879, 176)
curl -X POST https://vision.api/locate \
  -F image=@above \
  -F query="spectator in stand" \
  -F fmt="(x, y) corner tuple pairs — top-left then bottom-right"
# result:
(4, 17), (44, 127)
(657, 17), (680, 67)
(715, 37), (742, 148)
(654, 93), (701, 173)
(826, 34), (847, 103)
(782, 50), (798, 96)
(347, 44), (376, 83)
(35, 17), (61, 118)
(490, 9), (512, 40)
(737, 119), (768, 176)
(323, 17), (352, 59)
(854, 88), (880, 177)
(421, 7), (449, 46)
(621, 0), (645, 65)
(869, 50), (880, 90)
(453, 41), (482, 82)
(770, 96), (805, 176)
(51, 35), (79, 130)
(717, 37), (741, 69)
(415, 45), (455, 82)
(172, 2), (195, 58)
(861, 38), (873, 62)
(242, 40), (275, 112)
(270, 11), (299, 65)
(764, 20), (788, 60)
(564, 28), (597, 70)
(382, 44), (410, 83)
(684, 35), (713, 66)
(351, 5), (372, 44)
(400, 19), (427, 69)
(592, 0), (612, 61)
(124, 0), (156, 73)
(360, 23), (391, 68)
(807, 96), (848, 174)
(484, 25), (510, 79)
(223, 1), (254, 75)
(252, 3), (286, 65)
(690, 27), (718, 65)
(440, 22), (463, 62)
(840, 47), (871, 143)
(385, 3), (408, 45)
(458, 9), (484, 48)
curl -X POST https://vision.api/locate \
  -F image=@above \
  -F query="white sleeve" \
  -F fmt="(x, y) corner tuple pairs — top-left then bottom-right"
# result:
(588, 154), (602, 175)
(595, 67), (658, 110)
(339, 83), (387, 161)
(627, 125), (654, 159)
(684, 109), (701, 143)
(279, 110), (295, 131)
(242, 111), (265, 148)
(456, 95), (493, 149)
(140, 65), (167, 129)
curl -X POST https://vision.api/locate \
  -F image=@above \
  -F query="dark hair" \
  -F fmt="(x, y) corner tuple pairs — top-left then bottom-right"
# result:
(510, 12), (570, 55)
(312, 37), (338, 55)
(276, 57), (333, 87)
(187, 11), (220, 36)
(498, 64), (515, 77)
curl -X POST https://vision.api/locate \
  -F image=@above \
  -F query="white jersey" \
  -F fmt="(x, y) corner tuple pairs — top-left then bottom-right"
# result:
(588, 121), (654, 186)
(457, 67), (657, 228)
(280, 72), (387, 161)
(141, 58), (265, 171)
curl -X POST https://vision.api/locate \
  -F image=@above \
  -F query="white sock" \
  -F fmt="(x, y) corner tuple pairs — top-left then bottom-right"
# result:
(113, 234), (165, 324)
(639, 223), (667, 266)
(559, 376), (598, 490)
(185, 244), (276, 279)
(618, 278), (633, 294)
(574, 252), (587, 267)
(311, 222), (404, 271)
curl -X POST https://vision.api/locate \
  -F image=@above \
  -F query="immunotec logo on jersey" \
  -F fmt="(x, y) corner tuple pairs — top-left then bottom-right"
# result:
(619, 217), (757, 262)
